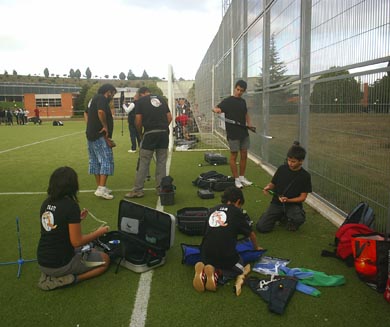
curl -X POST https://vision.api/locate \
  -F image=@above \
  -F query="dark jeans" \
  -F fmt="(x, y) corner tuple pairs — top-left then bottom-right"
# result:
(128, 124), (140, 151)
(256, 203), (305, 233)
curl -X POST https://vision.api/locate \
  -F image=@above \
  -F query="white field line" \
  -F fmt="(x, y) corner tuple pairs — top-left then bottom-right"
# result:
(0, 188), (158, 196)
(0, 131), (83, 155)
(128, 151), (172, 327)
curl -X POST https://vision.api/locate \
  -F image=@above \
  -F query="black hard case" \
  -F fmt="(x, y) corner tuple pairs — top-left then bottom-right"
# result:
(176, 207), (209, 236)
(204, 152), (227, 165)
(98, 200), (175, 273)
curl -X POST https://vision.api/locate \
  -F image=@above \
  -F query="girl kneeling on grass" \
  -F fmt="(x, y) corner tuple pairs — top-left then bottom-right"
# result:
(36, 166), (110, 291)
(193, 186), (262, 293)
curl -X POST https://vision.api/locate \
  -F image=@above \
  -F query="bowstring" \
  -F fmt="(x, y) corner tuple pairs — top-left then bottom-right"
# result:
(87, 210), (108, 231)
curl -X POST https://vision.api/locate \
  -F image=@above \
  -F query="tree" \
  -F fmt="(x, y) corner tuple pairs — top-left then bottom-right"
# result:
(84, 83), (100, 110)
(13, 70), (17, 76)
(368, 75), (390, 113)
(268, 34), (287, 84)
(310, 68), (362, 113)
(75, 69), (81, 79)
(141, 70), (149, 79)
(44, 68), (49, 78)
(3, 70), (8, 76)
(73, 84), (90, 116)
(127, 69), (136, 80)
(69, 69), (75, 78)
(104, 75), (109, 79)
(85, 67), (92, 79)
(119, 72), (126, 80)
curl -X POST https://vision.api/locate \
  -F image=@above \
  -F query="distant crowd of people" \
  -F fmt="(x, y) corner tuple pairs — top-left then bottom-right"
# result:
(0, 107), (41, 125)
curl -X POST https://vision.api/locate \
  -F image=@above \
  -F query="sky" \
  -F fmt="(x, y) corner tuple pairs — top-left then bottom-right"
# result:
(0, 0), (222, 80)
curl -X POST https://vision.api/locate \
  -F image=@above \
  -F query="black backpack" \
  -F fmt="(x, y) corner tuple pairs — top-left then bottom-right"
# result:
(192, 171), (235, 191)
(341, 201), (375, 229)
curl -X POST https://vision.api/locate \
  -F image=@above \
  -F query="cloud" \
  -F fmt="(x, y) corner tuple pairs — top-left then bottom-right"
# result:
(0, 0), (221, 79)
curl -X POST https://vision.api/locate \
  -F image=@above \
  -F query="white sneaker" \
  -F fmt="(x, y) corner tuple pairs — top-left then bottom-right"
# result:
(235, 179), (243, 189)
(239, 176), (253, 186)
(104, 187), (112, 194)
(128, 149), (136, 153)
(94, 188), (114, 200)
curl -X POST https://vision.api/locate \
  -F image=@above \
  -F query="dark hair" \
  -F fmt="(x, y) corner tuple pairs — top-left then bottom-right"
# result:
(221, 186), (245, 205)
(287, 141), (306, 161)
(98, 83), (117, 95)
(47, 166), (79, 202)
(138, 87), (151, 95)
(235, 80), (247, 90)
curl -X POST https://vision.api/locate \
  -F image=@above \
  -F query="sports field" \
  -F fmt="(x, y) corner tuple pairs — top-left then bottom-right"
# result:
(0, 121), (389, 327)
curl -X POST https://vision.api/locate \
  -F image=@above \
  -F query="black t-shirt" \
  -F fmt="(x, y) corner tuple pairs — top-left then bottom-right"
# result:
(86, 94), (114, 141)
(217, 96), (248, 140)
(135, 95), (170, 132)
(37, 197), (81, 268)
(271, 164), (312, 207)
(200, 204), (253, 269)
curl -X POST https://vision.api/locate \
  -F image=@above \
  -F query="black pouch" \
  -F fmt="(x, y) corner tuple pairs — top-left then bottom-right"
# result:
(246, 276), (297, 315)
(197, 189), (214, 199)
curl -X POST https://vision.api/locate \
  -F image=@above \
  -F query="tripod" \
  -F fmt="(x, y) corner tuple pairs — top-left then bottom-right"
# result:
(0, 217), (37, 278)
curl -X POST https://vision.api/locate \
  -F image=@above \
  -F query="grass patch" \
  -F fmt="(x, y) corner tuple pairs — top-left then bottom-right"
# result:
(0, 121), (389, 327)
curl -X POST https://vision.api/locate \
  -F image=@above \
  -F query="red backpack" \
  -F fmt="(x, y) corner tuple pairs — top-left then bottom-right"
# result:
(322, 223), (374, 266)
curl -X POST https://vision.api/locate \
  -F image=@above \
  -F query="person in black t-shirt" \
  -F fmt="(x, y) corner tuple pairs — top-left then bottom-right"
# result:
(85, 83), (117, 200)
(256, 143), (312, 233)
(125, 87), (172, 199)
(212, 80), (254, 189)
(123, 93), (141, 153)
(193, 187), (261, 292)
(37, 167), (110, 291)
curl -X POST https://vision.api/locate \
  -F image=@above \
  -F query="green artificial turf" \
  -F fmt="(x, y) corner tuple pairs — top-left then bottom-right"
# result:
(0, 121), (389, 327)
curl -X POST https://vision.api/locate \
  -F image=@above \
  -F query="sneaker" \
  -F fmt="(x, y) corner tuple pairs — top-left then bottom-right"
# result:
(204, 265), (217, 291)
(104, 187), (112, 194)
(94, 188), (114, 200)
(38, 272), (75, 291)
(239, 176), (253, 186)
(124, 190), (144, 198)
(235, 179), (243, 189)
(193, 262), (206, 292)
(128, 149), (136, 153)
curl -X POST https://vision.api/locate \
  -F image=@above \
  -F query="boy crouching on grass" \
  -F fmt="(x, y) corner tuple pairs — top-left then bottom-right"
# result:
(256, 142), (312, 233)
(193, 187), (261, 293)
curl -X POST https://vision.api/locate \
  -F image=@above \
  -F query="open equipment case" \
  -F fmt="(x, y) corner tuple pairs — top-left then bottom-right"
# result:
(96, 200), (175, 273)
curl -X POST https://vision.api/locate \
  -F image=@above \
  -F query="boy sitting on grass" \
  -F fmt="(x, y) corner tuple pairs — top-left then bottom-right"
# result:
(193, 186), (261, 293)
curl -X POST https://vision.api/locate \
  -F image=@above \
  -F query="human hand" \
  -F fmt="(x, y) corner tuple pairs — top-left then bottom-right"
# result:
(99, 225), (110, 235)
(279, 196), (288, 203)
(99, 127), (108, 136)
(80, 208), (88, 220)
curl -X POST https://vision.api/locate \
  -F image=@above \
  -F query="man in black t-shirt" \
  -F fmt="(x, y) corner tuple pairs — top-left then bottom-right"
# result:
(125, 87), (172, 199)
(256, 143), (312, 232)
(212, 80), (254, 189)
(85, 83), (116, 200)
